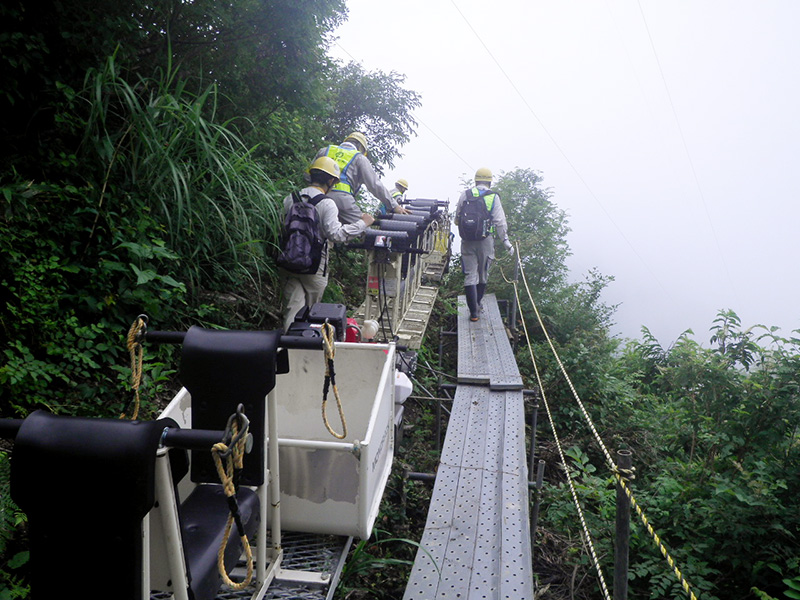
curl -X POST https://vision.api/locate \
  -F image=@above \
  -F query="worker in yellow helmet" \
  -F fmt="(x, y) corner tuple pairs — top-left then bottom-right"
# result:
(314, 132), (409, 224)
(279, 156), (375, 332)
(454, 167), (513, 322)
(387, 178), (409, 213)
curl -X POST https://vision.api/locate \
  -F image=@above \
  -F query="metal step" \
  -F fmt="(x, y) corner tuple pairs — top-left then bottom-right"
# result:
(151, 532), (352, 600)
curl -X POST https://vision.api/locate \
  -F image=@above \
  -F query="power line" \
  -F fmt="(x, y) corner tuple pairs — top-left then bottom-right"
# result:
(636, 1), (739, 305)
(333, 41), (473, 172)
(448, 0), (672, 299)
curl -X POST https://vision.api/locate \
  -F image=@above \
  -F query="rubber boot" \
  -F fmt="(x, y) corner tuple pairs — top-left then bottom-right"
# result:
(476, 283), (486, 310)
(465, 285), (479, 322)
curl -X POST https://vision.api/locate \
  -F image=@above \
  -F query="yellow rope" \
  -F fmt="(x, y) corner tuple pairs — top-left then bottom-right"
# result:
(211, 417), (254, 590)
(321, 322), (347, 439)
(508, 268), (612, 600)
(122, 316), (146, 420)
(507, 245), (700, 600)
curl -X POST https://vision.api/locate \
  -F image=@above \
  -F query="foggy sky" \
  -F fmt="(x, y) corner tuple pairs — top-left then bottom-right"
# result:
(329, 1), (800, 346)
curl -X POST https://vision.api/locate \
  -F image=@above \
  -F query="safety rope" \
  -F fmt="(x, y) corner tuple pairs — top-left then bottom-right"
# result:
(507, 265), (612, 600)
(321, 322), (347, 439)
(122, 315), (147, 420)
(211, 409), (254, 590)
(507, 246), (700, 600)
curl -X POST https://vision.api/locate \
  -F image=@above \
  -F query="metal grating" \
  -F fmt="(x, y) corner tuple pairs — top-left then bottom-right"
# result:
(151, 532), (351, 600)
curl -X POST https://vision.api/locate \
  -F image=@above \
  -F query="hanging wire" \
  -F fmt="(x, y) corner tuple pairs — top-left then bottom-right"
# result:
(636, 0), (738, 306)
(449, 0), (672, 299)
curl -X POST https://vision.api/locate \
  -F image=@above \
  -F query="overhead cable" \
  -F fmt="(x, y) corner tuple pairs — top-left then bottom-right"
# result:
(449, 0), (673, 299)
(334, 41), (473, 172)
(636, 1), (739, 305)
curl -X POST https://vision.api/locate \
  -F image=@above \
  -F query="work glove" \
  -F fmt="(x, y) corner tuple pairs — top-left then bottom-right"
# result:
(504, 238), (514, 256)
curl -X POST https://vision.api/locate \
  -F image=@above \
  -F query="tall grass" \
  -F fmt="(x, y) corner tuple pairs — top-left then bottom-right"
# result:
(78, 53), (283, 297)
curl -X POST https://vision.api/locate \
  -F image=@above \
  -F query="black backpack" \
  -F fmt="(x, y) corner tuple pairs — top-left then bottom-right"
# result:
(277, 191), (327, 274)
(458, 188), (494, 241)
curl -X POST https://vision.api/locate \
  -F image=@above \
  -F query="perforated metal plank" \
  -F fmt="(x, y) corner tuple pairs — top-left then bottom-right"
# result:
(469, 391), (506, 598)
(457, 294), (521, 389)
(433, 387), (490, 599)
(404, 463), (459, 598)
(407, 386), (534, 599)
(457, 295), (490, 385)
(500, 391), (534, 600)
(481, 296), (524, 390)
(405, 297), (534, 600)
(436, 464), (483, 600)
(439, 388), (477, 466)
(406, 387), (488, 598)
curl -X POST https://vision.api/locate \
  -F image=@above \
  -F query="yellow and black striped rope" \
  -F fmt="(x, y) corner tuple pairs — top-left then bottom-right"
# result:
(509, 245), (701, 600)
(616, 474), (698, 600)
(510, 275), (612, 600)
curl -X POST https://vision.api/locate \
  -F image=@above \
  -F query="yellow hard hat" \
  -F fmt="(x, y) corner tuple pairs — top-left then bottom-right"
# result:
(344, 131), (368, 155)
(474, 167), (493, 183)
(308, 156), (341, 182)
(396, 178), (409, 191)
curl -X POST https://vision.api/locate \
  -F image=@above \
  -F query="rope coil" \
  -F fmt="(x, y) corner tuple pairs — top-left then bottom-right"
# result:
(321, 322), (347, 439)
(211, 407), (254, 590)
(122, 315), (147, 420)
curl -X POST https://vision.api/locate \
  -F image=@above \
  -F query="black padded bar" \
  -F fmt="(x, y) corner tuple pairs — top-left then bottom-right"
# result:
(145, 330), (323, 351)
(0, 418), (228, 452)
(378, 220), (421, 234)
(402, 198), (448, 207)
(364, 229), (409, 240)
(11, 411), (178, 599)
(377, 214), (427, 223)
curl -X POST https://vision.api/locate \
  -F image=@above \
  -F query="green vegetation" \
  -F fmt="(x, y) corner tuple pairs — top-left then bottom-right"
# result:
(1, 3), (799, 600)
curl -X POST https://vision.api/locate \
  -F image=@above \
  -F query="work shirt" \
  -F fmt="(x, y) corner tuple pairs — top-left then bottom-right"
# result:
(391, 186), (406, 204)
(282, 186), (368, 275)
(314, 142), (398, 222)
(454, 183), (509, 242)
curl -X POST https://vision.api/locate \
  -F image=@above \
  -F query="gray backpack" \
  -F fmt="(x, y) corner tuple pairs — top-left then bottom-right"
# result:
(277, 192), (326, 274)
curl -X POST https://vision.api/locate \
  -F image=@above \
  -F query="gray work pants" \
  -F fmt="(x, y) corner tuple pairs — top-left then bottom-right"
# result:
(281, 270), (328, 332)
(460, 236), (495, 286)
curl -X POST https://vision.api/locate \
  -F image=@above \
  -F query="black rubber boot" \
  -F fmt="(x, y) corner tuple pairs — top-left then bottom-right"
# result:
(465, 285), (479, 321)
(476, 283), (486, 309)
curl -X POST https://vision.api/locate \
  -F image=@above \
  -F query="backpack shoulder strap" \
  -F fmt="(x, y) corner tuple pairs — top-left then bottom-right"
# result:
(481, 189), (497, 210)
(308, 193), (329, 206)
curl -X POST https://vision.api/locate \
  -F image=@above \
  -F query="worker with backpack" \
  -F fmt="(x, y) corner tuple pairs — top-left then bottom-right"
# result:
(278, 156), (375, 332)
(454, 167), (514, 322)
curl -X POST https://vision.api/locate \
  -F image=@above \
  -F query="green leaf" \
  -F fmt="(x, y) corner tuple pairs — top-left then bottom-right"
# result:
(130, 264), (157, 285)
(784, 578), (800, 591)
(8, 551), (29, 569)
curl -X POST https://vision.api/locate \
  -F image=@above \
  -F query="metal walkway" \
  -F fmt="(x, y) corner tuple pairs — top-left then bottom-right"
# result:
(404, 294), (534, 600)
